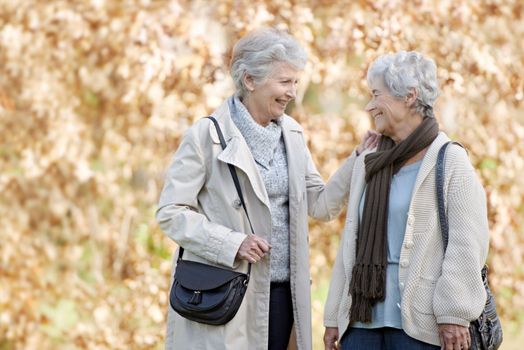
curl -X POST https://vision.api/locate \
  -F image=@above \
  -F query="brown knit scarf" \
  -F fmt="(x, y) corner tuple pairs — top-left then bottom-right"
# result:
(349, 116), (439, 323)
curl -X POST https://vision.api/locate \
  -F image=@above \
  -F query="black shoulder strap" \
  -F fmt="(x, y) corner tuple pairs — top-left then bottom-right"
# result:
(177, 117), (254, 276)
(436, 141), (464, 253)
(206, 116), (255, 235)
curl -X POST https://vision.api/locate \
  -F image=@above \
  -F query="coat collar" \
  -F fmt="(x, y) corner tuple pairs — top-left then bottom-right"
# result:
(209, 98), (270, 208)
(208, 98), (307, 209)
(229, 96), (283, 170)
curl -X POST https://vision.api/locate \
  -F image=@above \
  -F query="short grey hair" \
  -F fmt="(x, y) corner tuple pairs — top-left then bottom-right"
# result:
(230, 27), (307, 98)
(366, 51), (439, 118)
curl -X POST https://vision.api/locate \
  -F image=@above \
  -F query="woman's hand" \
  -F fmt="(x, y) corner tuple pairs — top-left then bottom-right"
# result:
(356, 130), (381, 155)
(236, 235), (271, 263)
(438, 324), (471, 350)
(323, 327), (340, 350)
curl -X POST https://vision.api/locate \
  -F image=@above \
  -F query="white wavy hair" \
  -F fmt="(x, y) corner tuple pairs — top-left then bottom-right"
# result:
(230, 27), (307, 98)
(367, 51), (439, 118)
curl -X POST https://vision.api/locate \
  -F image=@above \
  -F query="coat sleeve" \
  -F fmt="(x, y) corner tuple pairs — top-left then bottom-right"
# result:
(324, 241), (346, 327)
(156, 124), (246, 268)
(306, 146), (358, 221)
(433, 145), (489, 326)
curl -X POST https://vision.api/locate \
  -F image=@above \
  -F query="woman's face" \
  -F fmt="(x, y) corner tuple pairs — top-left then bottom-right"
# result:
(365, 77), (410, 140)
(245, 62), (299, 124)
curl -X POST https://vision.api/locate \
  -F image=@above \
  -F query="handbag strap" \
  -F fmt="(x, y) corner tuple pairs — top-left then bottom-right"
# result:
(437, 141), (492, 296)
(177, 116), (254, 278)
(436, 141), (464, 252)
(206, 116), (255, 235)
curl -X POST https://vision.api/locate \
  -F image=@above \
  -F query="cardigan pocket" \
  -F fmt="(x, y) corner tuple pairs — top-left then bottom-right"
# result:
(412, 277), (437, 315)
(410, 277), (438, 331)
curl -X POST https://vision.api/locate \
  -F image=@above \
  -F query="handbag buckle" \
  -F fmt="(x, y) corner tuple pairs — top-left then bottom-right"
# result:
(188, 290), (202, 305)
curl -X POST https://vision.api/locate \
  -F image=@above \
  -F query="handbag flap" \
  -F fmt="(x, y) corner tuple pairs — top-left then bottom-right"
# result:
(175, 260), (246, 291)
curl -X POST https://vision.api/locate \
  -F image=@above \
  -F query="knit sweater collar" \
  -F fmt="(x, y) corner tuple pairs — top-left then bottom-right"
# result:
(229, 94), (283, 169)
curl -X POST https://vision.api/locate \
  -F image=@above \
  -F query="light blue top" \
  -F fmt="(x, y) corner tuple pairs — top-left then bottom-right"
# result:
(353, 160), (422, 329)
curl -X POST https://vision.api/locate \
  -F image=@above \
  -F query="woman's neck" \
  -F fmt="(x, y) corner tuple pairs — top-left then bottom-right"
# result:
(391, 112), (424, 144)
(404, 148), (428, 166)
(240, 95), (271, 127)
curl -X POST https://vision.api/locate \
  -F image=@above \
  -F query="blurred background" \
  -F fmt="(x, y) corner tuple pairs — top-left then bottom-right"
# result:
(1, 0), (523, 349)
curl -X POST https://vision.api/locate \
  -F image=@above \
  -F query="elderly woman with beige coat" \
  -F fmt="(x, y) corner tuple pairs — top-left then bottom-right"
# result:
(323, 51), (490, 350)
(157, 28), (365, 350)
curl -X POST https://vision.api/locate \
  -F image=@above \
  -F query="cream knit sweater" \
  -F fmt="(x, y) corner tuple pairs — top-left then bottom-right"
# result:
(324, 132), (490, 346)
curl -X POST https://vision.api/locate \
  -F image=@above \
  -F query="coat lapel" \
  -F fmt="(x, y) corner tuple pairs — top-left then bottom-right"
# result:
(282, 118), (304, 202)
(210, 100), (270, 208)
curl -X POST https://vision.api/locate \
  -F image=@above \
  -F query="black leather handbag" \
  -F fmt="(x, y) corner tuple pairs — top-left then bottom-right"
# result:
(169, 116), (254, 325)
(436, 141), (503, 350)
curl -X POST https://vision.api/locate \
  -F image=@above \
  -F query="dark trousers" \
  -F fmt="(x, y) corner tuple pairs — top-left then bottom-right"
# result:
(341, 327), (440, 350)
(268, 282), (294, 350)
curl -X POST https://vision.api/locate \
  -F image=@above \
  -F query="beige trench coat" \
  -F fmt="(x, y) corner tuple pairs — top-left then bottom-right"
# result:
(156, 99), (353, 350)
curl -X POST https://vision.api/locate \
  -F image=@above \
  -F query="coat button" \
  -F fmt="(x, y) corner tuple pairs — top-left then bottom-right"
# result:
(400, 259), (409, 268)
(232, 198), (242, 209)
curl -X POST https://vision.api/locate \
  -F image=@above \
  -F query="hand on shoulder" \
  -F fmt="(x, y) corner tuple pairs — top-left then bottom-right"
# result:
(356, 130), (381, 155)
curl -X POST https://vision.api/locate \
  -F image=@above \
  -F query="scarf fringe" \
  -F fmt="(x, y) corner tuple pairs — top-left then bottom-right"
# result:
(349, 292), (373, 323)
(349, 263), (386, 299)
(348, 263), (387, 323)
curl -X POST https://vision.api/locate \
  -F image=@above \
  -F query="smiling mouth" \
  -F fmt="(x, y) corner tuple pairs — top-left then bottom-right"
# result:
(373, 113), (383, 119)
(276, 99), (289, 108)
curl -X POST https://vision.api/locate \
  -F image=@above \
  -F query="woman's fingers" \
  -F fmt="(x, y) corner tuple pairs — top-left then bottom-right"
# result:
(465, 332), (471, 349)
(248, 252), (262, 263)
(237, 235), (271, 263)
(365, 132), (380, 148)
(255, 236), (271, 253)
(323, 327), (339, 350)
(438, 324), (470, 350)
(357, 130), (381, 154)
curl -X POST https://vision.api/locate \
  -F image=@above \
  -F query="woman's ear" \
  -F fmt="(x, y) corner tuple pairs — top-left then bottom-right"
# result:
(405, 88), (418, 107)
(243, 73), (255, 92)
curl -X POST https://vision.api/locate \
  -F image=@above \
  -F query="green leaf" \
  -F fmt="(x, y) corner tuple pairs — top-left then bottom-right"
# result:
(480, 158), (497, 170)
(40, 299), (79, 338)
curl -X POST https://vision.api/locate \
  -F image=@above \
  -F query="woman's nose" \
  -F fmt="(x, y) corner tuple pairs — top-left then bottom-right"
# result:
(365, 100), (374, 112)
(286, 85), (297, 99)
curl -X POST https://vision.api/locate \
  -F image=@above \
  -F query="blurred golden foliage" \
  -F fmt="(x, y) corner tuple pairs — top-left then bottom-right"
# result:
(1, 0), (523, 349)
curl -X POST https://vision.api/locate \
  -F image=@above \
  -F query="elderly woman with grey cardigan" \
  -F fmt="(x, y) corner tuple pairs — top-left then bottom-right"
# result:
(156, 28), (368, 350)
(323, 51), (490, 350)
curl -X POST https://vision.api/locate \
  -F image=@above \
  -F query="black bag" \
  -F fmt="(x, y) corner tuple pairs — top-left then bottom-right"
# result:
(437, 141), (503, 350)
(169, 253), (249, 325)
(169, 116), (254, 325)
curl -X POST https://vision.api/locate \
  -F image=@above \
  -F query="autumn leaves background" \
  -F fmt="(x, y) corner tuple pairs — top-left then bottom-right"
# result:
(1, 1), (523, 349)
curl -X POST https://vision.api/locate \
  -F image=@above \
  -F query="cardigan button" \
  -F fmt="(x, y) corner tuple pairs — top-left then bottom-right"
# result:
(400, 259), (409, 268)
(405, 241), (414, 249)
